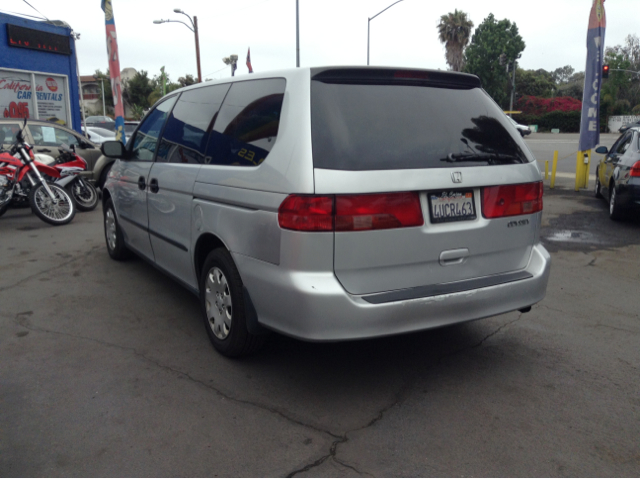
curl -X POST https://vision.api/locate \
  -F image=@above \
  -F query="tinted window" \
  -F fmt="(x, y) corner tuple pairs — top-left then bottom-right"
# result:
(206, 78), (285, 167)
(157, 84), (230, 164)
(130, 95), (177, 161)
(311, 82), (531, 170)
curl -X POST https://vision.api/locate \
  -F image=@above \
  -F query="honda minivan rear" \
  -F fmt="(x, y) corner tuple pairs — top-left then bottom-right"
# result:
(102, 66), (550, 357)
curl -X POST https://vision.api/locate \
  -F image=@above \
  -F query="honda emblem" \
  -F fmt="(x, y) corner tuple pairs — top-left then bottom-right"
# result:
(451, 171), (463, 183)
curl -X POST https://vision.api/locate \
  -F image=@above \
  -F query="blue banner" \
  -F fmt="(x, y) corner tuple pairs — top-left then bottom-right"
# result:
(579, 0), (606, 152)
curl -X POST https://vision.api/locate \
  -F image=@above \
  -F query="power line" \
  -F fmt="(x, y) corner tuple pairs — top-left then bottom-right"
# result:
(0, 8), (46, 20)
(20, 0), (49, 21)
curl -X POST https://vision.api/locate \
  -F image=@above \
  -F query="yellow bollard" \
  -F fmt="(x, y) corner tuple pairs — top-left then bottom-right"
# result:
(575, 151), (583, 191)
(545, 160), (549, 180)
(550, 151), (558, 189)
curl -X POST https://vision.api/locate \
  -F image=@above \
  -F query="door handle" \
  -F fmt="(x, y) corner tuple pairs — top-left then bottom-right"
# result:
(439, 248), (469, 266)
(149, 178), (159, 194)
(138, 176), (146, 190)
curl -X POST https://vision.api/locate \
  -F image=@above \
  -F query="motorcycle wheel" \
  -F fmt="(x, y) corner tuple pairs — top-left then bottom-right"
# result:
(28, 183), (76, 226)
(70, 179), (99, 212)
(0, 203), (8, 218)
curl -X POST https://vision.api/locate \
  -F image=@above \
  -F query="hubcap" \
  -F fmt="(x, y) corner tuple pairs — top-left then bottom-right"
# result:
(105, 208), (117, 251)
(34, 185), (72, 221)
(204, 267), (232, 340)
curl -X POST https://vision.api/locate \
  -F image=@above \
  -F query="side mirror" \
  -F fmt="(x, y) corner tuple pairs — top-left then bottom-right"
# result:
(101, 140), (126, 158)
(595, 146), (608, 154)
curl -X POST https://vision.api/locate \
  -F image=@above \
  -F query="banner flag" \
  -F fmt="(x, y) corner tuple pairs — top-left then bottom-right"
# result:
(579, 0), (606, 152)
(246, 48), (253, 73)
(101, 0), (126, 144)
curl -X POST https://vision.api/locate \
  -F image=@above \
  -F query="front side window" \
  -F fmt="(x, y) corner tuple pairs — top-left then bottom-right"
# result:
(130, 95), (178, 161)
(157, 84), (230, 164)
(614, 132), (633, 155)
(206, 78), (285, 167)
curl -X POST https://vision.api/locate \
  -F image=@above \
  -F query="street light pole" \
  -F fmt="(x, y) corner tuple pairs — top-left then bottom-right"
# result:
(153, 9), (202, 83)
(367, 0), (405, 66)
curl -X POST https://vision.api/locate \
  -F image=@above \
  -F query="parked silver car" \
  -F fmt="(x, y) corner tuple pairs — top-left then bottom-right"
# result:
(100, 67), (550, 357)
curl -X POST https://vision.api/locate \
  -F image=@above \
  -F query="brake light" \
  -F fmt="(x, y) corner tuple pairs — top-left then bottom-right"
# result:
(482, 181), (543, 218)
(278, 195), (334, 231)
(631, 161), (640, 177)
(278, 192), (423, 232)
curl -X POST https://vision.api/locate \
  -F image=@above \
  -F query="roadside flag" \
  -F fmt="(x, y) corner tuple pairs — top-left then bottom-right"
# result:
(101, 0), (126, 144)
(246, 48), (253, 73)
(579, 0), (606, 152)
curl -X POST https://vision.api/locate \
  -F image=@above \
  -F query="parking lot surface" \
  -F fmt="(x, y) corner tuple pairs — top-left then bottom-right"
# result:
(1, 179), (639, 477)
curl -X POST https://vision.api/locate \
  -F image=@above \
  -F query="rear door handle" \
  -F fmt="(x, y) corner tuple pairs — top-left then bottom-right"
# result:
(138, 176), (146, 190)
(149, 178), (159, 194)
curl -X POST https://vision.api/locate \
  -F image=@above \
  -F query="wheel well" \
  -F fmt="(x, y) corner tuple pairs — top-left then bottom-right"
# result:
(101, 188), (112, 212)
(194, 233), (227, 280)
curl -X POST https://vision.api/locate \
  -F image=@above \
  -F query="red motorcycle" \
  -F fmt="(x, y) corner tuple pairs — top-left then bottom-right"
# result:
(37, 144), (99, 212)
(0, 119), (76, 225)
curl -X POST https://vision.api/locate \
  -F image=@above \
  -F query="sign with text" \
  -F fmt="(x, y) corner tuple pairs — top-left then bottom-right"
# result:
(579, 0), (606, 152)
(0, 69), (69, 125)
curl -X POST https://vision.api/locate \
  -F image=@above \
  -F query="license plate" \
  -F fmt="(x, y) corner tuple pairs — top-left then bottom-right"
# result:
(429, 190), (476, 223)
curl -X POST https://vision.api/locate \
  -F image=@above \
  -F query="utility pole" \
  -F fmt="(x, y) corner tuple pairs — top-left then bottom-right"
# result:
(194, 16), (202, 82)
(296, 0), (300, 67)
(509, 60), (517, 116)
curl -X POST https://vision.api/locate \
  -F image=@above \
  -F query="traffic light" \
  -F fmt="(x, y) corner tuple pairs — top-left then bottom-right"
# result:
(602, 64), (610, 78)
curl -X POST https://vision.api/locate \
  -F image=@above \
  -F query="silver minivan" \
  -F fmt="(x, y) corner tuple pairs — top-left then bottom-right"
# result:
(100, 67), (550, 357)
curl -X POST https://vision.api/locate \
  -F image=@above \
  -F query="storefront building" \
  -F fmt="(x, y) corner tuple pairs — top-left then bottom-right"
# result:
(0, 12), (81, 133)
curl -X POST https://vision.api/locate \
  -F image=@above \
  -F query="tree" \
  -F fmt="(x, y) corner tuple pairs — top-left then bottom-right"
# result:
(437, 10), (474, 72)
(177, 75), (197, 88)
(602, 35), (640, 115)
(551, 65), (575, 85)
(122, 70), (154, 110)
(463, 14), (525, 108)
(517, 68), (556, 98)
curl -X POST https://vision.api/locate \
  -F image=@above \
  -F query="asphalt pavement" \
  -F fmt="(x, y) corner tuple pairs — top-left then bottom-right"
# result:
(1, 173), (639, 477)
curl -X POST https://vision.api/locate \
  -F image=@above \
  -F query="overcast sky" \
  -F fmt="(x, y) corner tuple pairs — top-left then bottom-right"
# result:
(3, 0), (637, 82)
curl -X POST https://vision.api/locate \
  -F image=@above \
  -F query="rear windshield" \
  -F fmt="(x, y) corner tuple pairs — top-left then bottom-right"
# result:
(311, 81), (532, 170)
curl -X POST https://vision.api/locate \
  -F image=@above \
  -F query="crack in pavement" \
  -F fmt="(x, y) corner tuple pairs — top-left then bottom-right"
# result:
(13, 313), (341, 443)
(0, 245), (103, 294)
(285, 313), (527, 477)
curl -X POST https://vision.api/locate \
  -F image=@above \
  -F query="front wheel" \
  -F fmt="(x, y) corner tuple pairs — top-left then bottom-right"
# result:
(28, 183), (76, 226)
(200, 248), (265, 358)
(104, 198), (131, 260)
(70, 179), (98, 212)
(594, 168), (603, 198)
(609, 183), (624, 221)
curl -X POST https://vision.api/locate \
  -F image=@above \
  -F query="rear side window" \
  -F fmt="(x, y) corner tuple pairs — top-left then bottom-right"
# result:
(311, 81), (531, 170)
(157, 84), (231, 164)
(206, 78), (285, 167)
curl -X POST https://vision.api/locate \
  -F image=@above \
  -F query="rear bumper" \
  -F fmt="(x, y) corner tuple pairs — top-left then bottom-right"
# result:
(235, 243), (551, 342)
(616, 182), (640, 209)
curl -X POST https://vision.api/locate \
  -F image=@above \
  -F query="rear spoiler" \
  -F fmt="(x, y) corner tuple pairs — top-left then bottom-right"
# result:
(311, 67), (481, 90)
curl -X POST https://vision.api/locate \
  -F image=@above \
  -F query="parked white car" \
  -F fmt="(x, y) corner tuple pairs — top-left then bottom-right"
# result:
(82, 126), (116, 145)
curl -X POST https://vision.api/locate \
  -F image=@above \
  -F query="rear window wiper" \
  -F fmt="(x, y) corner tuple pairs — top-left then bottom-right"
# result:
(441, 152), (523, 164)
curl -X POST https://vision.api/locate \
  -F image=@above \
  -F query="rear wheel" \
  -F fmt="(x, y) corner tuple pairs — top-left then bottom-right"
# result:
(70, 179), (98, 212)
(200, 248), (265, 358)
(28, 183), (76, 226)
(104, 198), (132, 260)
(609, 182), (624, 221)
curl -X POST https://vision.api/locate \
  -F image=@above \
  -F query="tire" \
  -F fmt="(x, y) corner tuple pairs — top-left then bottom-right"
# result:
(0, 202), (8, 218)
(70, 179), (99, 212)
(28, 183), (76, 226)
(594, 168), (603, 198)
(609, 182), (624, 221)
(200, 248), (265, 358)
(104, 198), (132, 260)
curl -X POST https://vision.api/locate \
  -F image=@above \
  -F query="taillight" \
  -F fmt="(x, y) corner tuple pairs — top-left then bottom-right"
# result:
(278, 192), (423, 232)
(482, 181), (543, 218)
(335, 192), (423, 231)
(631, 161), (640, 177)
(278, 195), (333, 231)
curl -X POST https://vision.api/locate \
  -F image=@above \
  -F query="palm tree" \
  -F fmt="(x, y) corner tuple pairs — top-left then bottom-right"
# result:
(437, 10), (474, 72)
